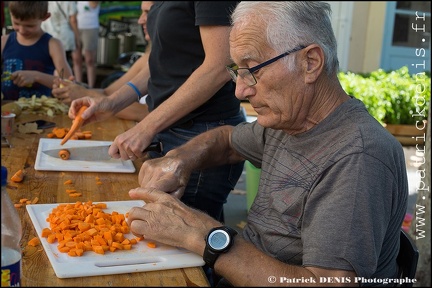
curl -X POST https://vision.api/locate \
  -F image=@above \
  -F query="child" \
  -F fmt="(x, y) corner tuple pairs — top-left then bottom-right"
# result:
(1, 1), (73, 100)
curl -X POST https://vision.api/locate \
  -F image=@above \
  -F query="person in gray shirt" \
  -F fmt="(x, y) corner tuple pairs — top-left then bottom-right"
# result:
(125, 2), (408, 286)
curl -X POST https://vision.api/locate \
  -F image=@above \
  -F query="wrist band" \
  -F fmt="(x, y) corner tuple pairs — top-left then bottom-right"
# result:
(126, 81), (141, 101)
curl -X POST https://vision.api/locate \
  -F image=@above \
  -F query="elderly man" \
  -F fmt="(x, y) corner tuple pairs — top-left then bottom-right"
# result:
(127, 2), (408, 286)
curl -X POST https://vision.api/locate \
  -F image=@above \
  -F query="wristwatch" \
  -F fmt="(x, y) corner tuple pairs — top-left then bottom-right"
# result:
(203, 226), (238, 269)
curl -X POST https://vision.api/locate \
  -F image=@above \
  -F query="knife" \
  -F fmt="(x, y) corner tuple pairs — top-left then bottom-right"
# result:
(42, 142), (163, 161)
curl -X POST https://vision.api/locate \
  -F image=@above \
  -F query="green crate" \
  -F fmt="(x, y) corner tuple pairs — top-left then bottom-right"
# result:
(245, 161), (261, 211)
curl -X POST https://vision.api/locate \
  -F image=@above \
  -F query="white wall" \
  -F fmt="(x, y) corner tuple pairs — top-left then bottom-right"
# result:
(327, 1), (354, 72)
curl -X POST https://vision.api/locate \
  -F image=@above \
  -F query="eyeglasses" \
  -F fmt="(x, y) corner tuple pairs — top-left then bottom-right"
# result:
(226, 45), (306, 86)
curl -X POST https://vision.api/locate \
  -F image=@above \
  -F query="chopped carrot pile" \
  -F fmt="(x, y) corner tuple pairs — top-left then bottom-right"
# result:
(42, 201), (142, 256)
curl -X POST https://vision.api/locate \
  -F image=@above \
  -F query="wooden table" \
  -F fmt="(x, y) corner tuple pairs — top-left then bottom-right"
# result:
(1, 112), (210, 287)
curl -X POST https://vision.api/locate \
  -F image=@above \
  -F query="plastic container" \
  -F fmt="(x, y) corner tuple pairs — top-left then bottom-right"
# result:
(1, 166), (22, 287)
(245, 161), (261, 211)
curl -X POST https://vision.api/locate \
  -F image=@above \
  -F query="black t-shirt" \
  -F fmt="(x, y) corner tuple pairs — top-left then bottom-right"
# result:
(147, 1), (241, 127)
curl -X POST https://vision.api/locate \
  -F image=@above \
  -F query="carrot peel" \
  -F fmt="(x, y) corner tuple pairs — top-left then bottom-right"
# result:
(61, 105), (88, 145)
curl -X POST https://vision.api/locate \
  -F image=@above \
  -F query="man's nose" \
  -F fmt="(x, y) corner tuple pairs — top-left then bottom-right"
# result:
(234, 78), (254, 101)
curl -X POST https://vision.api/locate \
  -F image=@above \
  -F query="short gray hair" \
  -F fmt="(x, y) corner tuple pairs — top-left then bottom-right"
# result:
(231, 1), (339, 75)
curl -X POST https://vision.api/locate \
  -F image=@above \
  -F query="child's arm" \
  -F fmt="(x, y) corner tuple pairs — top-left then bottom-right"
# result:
(49, 37), (74, 79)
(1, 34), (9, 54)
(10, 70), (56, 88)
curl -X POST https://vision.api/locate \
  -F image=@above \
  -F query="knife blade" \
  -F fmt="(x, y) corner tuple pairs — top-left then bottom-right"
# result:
(42, 142), (163, 161)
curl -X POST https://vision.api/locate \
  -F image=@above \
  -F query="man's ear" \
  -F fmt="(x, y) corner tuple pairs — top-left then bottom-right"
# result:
(304, 44), (324, 84)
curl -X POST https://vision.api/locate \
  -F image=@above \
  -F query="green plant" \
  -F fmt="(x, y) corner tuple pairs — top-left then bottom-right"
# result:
(338, 67), (430, 125)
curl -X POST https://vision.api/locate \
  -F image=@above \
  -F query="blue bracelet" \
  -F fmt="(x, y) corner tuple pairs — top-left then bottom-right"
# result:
(126, 81), (141, 101)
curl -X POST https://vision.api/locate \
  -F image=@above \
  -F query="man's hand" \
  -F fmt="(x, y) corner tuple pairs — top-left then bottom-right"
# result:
(68, 95), (116, 126)
(127, 187), (220, 254)
(137, 155), (191, 199)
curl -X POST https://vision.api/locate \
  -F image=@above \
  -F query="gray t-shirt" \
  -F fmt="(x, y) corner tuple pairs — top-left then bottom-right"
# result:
(231, 97), (408, 281)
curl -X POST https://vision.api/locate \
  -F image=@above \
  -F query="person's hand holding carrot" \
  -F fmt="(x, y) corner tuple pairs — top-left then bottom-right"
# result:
(68, 82), (143, 160)
(61, 105), (88, 145)
(68, 96), (116, 127)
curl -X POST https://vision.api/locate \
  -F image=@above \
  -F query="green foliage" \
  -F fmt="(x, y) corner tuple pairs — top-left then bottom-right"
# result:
(99, 1), (142, 26)
(338, 67), (430, 125)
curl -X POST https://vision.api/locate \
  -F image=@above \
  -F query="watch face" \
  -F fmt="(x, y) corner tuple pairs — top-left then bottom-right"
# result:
(208, 230), (230, 250)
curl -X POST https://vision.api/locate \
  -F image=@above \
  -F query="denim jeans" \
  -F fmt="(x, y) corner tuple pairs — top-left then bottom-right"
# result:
(148, 109), (246, 222)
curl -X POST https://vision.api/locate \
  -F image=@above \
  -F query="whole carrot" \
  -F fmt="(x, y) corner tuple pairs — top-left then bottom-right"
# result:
(60, 106), (88, 145)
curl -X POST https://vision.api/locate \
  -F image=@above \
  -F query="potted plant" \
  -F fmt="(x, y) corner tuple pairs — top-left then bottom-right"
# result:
(338, 67), (430, 145)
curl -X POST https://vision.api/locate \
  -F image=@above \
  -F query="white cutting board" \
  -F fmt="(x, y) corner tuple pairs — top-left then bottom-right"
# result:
(26, 200), (205, 278)
(35, 138), (135, 173)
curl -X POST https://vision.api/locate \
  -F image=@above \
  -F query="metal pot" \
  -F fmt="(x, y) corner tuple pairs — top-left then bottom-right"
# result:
(97, 34), (120, 66)
(118, 33), (137, 54)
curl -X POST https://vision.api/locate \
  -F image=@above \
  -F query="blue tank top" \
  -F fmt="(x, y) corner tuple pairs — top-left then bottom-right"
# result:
(2, 32), (55, 100)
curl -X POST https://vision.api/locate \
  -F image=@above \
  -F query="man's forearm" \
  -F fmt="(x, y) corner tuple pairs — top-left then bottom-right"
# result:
(106, 84), (141, 114)
(166, 125), (244, 171)
(86, 88), (105, 97)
